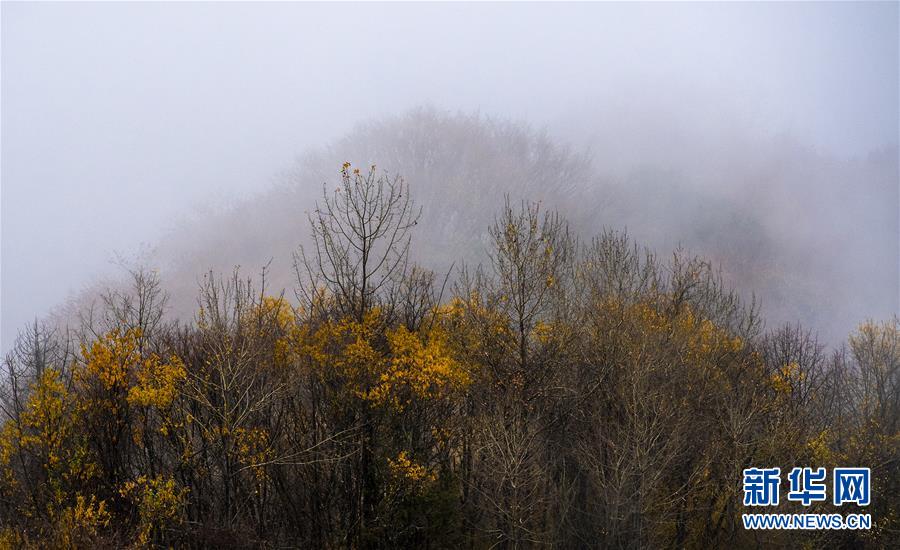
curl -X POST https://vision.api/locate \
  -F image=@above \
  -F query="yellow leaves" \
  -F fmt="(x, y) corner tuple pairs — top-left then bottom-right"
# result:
(431, 426), (452, 447)
(365, 326), (470, 409)
(79, 328), (140, 392)
(293, 310), (471, 411)
(344, 331), (382, 373)
(533, 320), (554, 345)
(388, 450), (435, 485)
(439, 293), (512, 344)
(770, 362), (803, 395)
(255, 296), (299, 367)
(68, 494), (110, 527)
(340, 161), (376, 179)
(12, 368), (90, 480)
(128, 355), (186, 409)
(437, 295), (467, 318)
(233, 427), (272, 480)
(0, 423), (16, 472)
(592, 297), (753, 399)
(119, 475), (187, 546)
(248, 296), (296, 334)
(20, 368), (70, 442)
(600, 298), (743, 362)
(50, 494), (111, 548)
(78, 328), (186, 410)
(849, 318), (900, 383)
(0, 368), (101, 529)
(74, 329), (185, 466)
(807, 430), (834, 465)
(0, 527), (20, 550)
(851, 318), (900, 348)
(305, 314), (383, 386)
(301, 309), (380, 371)
(677, 315), (744, 365)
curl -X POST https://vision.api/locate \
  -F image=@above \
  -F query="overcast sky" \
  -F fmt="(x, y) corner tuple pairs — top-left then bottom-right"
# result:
(2, 1), (898, 352)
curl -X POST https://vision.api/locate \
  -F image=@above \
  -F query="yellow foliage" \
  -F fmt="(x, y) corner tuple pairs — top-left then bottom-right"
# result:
(119, 475), (187, 546)
(2, 369), (96, 491)
(294, 308), (471, 411)
(78, 328), (186, 410)
(249, 296), (296, 332)
(128, 354), (186, 409)
(366, 325), (470, 409)
(591, 298), (754, 403)
(849, 319), (900, 394)
(234, 426), (272, 480)
(17, 368), (71, 465)
(533, 320), (554, 345)
(79, 328), (139, 392)
(50, 494), (110, 548)
(0, 369), (108, 544)
(301, 310), (381, 376)
(600, 298), (744, 366)
(807, 429), (834, 465)
(770, 362), (804, 395)
(0, 527), (19, 550)
(250, 296), (299, 369)
(389, 450), (435, 485)
(438, 293), (512, 346)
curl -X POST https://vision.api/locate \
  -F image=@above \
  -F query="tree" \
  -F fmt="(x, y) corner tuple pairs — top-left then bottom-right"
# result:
(296, 163), (421, 323)
(1, 175), (897, 549)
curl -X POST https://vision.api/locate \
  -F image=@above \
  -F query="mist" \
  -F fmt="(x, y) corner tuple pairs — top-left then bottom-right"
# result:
(3, 1), (898, 352)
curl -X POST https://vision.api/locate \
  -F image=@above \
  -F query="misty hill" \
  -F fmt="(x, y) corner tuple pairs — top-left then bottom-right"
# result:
(53, 108), (897, 345)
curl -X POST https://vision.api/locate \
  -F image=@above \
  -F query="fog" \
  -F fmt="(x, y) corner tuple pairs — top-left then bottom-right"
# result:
(2, 1), (898, 352)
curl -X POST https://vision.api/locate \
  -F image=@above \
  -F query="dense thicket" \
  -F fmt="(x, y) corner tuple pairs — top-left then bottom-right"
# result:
(2, 164), (897, 548)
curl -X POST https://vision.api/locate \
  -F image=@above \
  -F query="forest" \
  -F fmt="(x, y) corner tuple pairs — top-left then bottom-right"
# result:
(0, 161), (897, 549)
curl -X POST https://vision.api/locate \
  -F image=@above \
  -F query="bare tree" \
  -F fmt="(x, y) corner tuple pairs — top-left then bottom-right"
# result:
(295, 163), (421, 322)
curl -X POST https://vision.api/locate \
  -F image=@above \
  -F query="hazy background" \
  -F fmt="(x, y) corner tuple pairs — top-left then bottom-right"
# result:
(2, 1), (898, 352)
